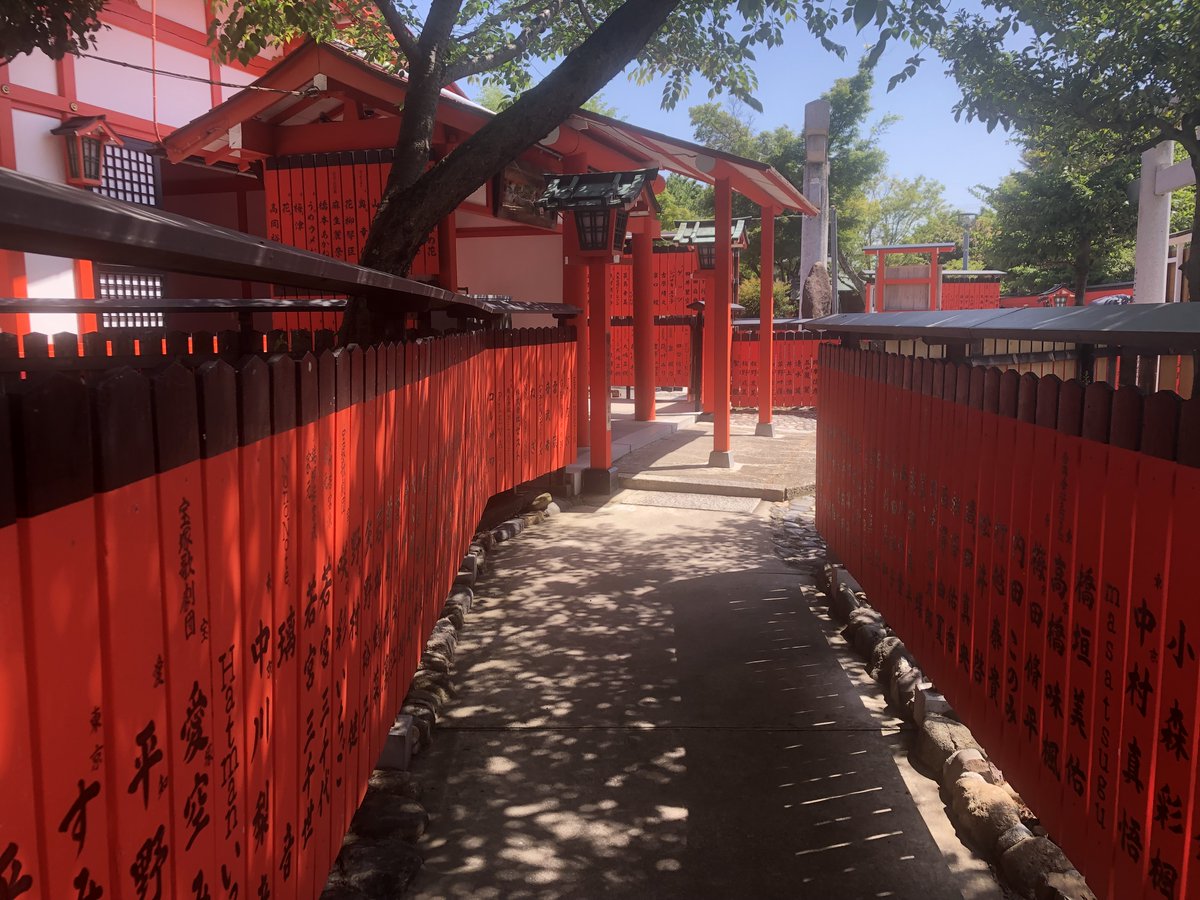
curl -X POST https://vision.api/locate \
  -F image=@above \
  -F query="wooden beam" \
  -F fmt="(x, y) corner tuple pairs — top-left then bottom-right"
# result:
(0, 168), (577, 319)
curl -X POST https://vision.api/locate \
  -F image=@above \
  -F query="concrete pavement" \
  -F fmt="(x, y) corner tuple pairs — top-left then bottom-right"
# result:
(406, 497), (1004, 899)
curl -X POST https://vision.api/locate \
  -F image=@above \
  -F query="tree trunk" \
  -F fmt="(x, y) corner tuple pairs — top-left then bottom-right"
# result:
(1072, 236), (1091, 307)
(341, 0), (683, 343)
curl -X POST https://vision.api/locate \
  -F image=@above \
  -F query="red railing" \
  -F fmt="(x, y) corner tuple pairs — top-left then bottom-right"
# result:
(817, 344), (1199, 900)
(0, 327), (575, 900)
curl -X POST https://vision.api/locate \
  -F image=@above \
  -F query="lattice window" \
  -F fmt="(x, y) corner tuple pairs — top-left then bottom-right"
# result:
(96, 269), (165, 329)
(95, 144), (160, 207)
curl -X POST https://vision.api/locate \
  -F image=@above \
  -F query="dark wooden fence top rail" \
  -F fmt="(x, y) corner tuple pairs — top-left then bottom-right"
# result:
(0, 168), (577, 320)
(809, 306), (1200, 353)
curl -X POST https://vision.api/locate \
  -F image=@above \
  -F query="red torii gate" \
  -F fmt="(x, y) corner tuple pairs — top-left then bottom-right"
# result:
(864, 242), (956, 312)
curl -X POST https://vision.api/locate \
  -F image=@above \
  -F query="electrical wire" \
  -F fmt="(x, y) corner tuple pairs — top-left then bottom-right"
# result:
(76, 53), (312, 96)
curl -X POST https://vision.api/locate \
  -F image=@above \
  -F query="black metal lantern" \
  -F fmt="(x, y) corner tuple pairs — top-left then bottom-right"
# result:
(673, 218), (749, 272)
(573, 205), (612, 252)
(51, 116), (122, 188)
(538, 169), (658, 260)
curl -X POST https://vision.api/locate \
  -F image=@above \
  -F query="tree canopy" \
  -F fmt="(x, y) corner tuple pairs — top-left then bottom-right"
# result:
(657, 60), (891, 310)
(8, 0), (952, 337)
(937, 0), (1200, 299)
(980, 152), (1137, 302)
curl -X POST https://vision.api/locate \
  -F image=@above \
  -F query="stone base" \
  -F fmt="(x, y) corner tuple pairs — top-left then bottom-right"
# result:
(376, 714), (415, 770)
(581, 466), (619, 495)
(754, 422), (776, 438)
(697, 412), (714, 422)
(708, 450), (735, 469)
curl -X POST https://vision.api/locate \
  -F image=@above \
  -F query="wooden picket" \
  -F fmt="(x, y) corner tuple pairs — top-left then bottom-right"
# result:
(816, 343), (1200, 900)
(0, 326), (574, 899)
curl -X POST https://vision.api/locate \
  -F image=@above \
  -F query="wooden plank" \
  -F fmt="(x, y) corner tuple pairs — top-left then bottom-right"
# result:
(236, 356), (275, 900)
(150, 362), (219, 899)
(12, 374), (113, 897)
(267, 354), (300, 900)
(0, 386), (44, 897)
(91, 368), (175, 900)
(196, 360), (248, 898)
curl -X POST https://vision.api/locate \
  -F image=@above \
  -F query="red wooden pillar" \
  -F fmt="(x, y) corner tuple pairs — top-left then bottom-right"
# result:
(632, 228), (656, 421)
(437, 212), (459, 292)
(702, 271), (715, 413)
(563, 259), (590, 450)
(583, 257), (617, 492)
(562, 153), (590, 448)
(711, 177), (734, 466)
(873, 251), (886, 312)
(757, 206), (776, 436)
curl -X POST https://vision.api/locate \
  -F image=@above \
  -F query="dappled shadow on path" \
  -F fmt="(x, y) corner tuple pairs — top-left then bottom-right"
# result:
(408, 500), (998, 900)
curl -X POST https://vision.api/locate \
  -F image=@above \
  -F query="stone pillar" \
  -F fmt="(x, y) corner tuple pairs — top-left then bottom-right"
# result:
(1134, 140), (1174, 304)
(799, 100), (831, 290)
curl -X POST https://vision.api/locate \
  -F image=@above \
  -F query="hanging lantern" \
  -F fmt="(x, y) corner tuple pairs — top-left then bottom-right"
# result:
(673, 218), (749, 272)
(538, 169), (658, 261)
(572, 205), (613, 253)
(50, 116), (123, 188)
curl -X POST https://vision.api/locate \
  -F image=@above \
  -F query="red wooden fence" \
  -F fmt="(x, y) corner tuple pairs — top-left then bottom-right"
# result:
(817, 343), (1200, 900)
(731, 331), (826, 409)
(0, 326), (574, 899)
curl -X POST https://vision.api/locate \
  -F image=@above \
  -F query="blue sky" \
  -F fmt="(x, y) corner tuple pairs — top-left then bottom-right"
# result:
(465, 12), (1022, 211)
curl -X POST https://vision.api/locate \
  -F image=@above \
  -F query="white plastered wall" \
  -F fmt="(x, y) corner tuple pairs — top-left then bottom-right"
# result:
(456, 233), (564, 304)
(12, 109), (79, 332)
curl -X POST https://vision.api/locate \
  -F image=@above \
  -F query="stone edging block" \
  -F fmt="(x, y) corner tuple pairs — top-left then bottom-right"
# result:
(815, 563), (1096, 900)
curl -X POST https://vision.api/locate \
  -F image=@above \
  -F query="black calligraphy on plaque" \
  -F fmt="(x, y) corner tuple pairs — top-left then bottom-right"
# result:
(1118, 809), (1144, 863)
(1122, 736), (1145, 793)
(73, 866), (102, 899)
(183, 771), (211, 851)
(59, 779), (101, 852)
(129, 825), (168, 900)
(178, 498), (199, 640)
(1133, 597), (1158, 647)
(1167, 620), (1195, 669)
(181, 681), (209, 765)
(1159, 700), (1191, 761)
(1065, 754), (1085, 797)
(0, 842), (34, 898)
(1126, 665), (1154, 717)
(218, 646), (240, 840)
(1148, 851), (1178, 899)
(1072, 623), (1093, 667)
(128, 720), (165, 808)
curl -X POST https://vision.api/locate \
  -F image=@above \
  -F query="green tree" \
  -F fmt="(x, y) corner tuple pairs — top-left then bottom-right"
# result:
(860, 176), (952, 248)
(683, 61), (891, 303)
(937, 0), (1200, 299)
(656, 176), (711, 230)
(477, 84), (622, 118)
(981, 153), (1138, 304)
(8, 0), (947, 339)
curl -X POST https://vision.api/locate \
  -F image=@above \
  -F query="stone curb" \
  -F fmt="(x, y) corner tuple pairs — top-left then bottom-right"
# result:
(322, 490), (567, 898)
(814, 563), (1095, 900)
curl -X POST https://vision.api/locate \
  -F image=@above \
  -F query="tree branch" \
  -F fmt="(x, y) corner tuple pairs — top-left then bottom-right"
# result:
(376, 0), (419, 62)
(444, 0), (573, 83)
(455, 0), (543, 45)
(421, 0), (464, 54)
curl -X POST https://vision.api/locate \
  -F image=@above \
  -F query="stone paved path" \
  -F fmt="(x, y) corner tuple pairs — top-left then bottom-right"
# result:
(407, 494), (1005, 900)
